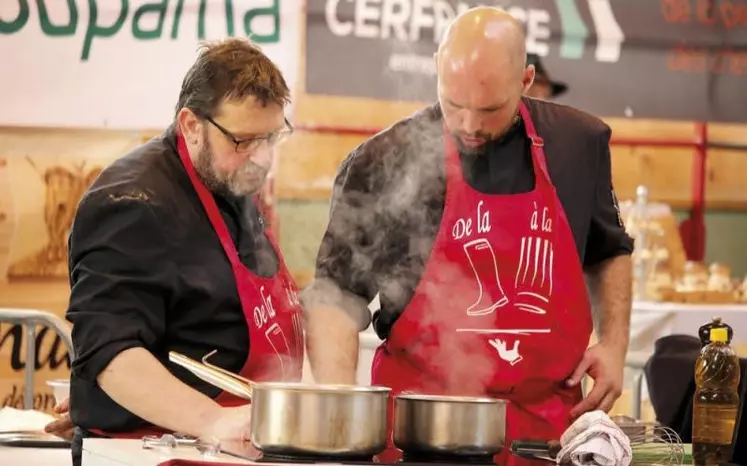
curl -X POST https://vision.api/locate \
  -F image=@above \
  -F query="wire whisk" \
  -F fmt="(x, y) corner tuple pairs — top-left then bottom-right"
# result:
(626, 424), (686, 465)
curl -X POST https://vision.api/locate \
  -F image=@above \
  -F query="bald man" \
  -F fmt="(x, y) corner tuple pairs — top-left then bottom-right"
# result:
(302, 7), (633, 462)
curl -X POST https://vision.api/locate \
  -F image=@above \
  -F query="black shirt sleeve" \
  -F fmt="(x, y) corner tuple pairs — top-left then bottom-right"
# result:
(583, 126), (635, 268)
(300, 148), (378, 331)
(67, 190), (178, 384)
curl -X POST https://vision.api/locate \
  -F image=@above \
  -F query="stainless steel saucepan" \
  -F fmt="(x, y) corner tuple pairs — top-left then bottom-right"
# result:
(168, 351), (390, 457)
(393, 393), (508, 456)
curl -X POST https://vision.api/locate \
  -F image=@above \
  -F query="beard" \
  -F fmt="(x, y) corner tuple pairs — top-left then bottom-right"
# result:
(451, 115), (522, 157)
(193, 135), (269, 198)
(452, 130), (494, 157)
(448, 105), (523, 157)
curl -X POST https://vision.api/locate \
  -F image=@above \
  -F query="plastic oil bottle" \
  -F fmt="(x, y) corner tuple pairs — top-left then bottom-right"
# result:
(692, 320), (740, 465)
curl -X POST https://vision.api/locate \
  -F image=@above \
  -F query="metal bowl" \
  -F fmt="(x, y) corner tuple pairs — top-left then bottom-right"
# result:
(169, 351), (391, 457)
(393, 393), (508, 456)
(250, 382), (391, 456)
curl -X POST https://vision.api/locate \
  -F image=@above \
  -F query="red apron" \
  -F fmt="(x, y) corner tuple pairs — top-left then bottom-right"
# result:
(90, 132), (304, 439)
(371, 101), (593, 465)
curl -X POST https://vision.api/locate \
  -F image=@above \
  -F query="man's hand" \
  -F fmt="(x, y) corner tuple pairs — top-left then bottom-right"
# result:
(566, 343), (625, 418)
(201, 404), (252, 442)
(43, 398), (74, 441)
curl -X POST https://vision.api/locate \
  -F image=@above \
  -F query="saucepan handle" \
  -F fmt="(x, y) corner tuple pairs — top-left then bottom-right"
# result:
(202, 349), (253, 384)
(168, 351), (253, 400)
(510, 439), (560, 462)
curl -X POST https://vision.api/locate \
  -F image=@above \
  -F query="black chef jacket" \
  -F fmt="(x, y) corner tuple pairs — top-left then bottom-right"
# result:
(302, 97), (634, 340)
(66, 125), (278, 432)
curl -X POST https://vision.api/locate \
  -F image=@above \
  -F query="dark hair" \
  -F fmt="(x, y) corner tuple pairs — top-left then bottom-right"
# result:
(175, 37), (290, 118)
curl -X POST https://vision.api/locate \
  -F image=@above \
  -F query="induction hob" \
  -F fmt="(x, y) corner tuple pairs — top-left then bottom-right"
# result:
(218, 442), (539, 466)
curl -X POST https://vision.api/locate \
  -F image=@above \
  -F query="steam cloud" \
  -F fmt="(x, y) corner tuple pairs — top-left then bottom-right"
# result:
(311, 104), (500, 397)
(300, 0), (518, 397)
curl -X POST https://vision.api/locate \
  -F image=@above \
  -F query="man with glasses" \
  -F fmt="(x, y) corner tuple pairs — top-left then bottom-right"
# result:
(44, 38), (302, 465)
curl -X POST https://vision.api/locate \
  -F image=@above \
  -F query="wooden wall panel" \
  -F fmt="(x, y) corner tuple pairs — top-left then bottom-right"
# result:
(611, 147), (694, 208)
(0, 127), (142, 413)
(285, 102), (747, 209)
(605, 118), (695, 140)
(608, 146), (642, 198)
(710, 123), (747, 144)
(276, 133), (367, 201)
(707, 150), (747, 209)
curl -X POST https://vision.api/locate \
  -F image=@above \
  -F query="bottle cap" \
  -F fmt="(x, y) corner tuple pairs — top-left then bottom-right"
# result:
(710, 327), (729, 343)
(699, 317), (733, 346)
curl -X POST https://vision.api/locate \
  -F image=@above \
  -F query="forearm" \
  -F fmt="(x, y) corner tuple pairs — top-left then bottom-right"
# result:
(97, 347), (222, 437)
(305, 306), (360, 385)
(586, 254), (632, 356)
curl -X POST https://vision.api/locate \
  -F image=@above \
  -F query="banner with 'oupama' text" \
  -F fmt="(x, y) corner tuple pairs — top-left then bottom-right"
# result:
(1, 0), (300, 130)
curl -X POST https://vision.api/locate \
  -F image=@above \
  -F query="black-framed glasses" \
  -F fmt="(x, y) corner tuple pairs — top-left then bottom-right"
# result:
(205, 116), (293, 154)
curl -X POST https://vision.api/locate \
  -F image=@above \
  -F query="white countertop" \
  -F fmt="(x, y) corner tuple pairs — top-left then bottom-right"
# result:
(0, 439), (258, 466)
(633, 300), (747, 313)
(0, 445), (72, 466)
(83, 438), (255, 465)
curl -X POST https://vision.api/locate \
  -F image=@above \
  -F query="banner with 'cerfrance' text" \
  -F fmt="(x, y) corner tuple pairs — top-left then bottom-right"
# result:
(306, 0), (747, 123)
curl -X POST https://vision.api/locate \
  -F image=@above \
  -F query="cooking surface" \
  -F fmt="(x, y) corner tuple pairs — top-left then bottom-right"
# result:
(220, 442), (518, 465)
(78, 438), (732, 466)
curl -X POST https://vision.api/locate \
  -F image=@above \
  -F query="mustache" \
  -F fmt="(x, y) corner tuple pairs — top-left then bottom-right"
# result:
(238, 161), (269, 177)
(458, 131), (490, 140)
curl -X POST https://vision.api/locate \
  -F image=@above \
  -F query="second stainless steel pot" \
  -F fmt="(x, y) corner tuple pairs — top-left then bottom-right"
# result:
(393, 393), (508, 456)
(169, 351), (390, 457)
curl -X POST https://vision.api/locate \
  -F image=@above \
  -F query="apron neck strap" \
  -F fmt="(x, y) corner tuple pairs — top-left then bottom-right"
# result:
(518, 100), (551, 183)
(175, 131), (242, 269)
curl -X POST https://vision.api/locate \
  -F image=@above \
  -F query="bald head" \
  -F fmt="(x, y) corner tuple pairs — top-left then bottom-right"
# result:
(437, 7), (527, 77)
(436, 7), (534, 155)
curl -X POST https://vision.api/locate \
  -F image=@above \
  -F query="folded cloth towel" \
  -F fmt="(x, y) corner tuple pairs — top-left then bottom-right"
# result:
(0, 407), (56, 433)
(556, 410), (633, 466)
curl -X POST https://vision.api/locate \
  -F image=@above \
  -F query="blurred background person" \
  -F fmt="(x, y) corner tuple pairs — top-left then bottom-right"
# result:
(524, 53), (567, 101)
